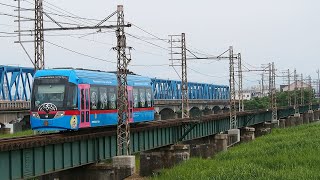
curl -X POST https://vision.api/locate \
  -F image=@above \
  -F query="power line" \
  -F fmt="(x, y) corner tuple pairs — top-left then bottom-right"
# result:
(0, 12), (88, 27)
(0, 2), (18, 8)
(131, 23), (169, 42)
(45, 40), (170, 67)
(45, 40), (117, 64)
(23, 0), (88, 26)
(125, 32), (169, 51)
(188, 67), (228, 78)
(44, 1), (97, 26)
(43, 12), (101, 22)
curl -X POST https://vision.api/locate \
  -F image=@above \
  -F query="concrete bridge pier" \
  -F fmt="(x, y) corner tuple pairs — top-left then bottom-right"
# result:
(271, 120), (280, 128)
(279, 118), (286, 128)
(308, 110), (315, 123)
(139, 133), (230, 177)
(254, 122), (271, 137)
(182, 135), (216, 159)
(240, 127), (255, 143)
(285, 116), (294, 127)
(302, 113), (310, 124)
(313, 110), (320, 121)
(215, 134), (228, 152)
(295, 116), (303, 126)
(139, 144), (190, 177)
(113, 156), (135, 180)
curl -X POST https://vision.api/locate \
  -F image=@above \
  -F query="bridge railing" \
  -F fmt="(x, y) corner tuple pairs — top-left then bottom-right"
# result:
(0, 101), (30, 110)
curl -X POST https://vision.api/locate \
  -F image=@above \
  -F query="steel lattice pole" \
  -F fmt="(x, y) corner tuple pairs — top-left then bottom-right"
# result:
(294, 69), (299, 114)
(237, 53), (243, 111)
(229, 46), (237, 129)
(287, 69), (291, 106)
(308, 76), (313, 111)
(181, 33), (189, 118)
(301, 74), (304, 105)
(271, 62), (277, 121)
(261, 73), (264, 97)
(115, 5), (131, 156)
(34, 0), (45, 70)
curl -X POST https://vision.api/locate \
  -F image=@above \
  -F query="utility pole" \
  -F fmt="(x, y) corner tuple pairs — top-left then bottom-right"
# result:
(308, 75), (313, 111)
(229, 46), (237, 129)
(169, 33), (189, 118)
(34, 0), (45, 70)
(269, 62), (277, 122)
(114, 5), (131, 156)
(261, 73), (264, 97)
(287, 69), (291, 106)
(181, 33), (189, 118)
(237, 53), (244, 111)
(294, 69), (299, 115)
(300, 74), (304, 106)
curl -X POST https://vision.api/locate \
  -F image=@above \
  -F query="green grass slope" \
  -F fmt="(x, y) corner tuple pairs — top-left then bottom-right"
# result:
(153, 123), (320, 180)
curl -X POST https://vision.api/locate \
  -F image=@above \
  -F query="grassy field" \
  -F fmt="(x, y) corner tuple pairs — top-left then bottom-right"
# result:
(0, 130), (33, 139)
(153, 123), (320, 180)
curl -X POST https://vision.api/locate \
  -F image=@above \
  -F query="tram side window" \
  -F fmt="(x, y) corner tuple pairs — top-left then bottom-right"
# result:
(85, 89), (89, 109)
(146, 88), (152, 107)
(90, 86), (99, 110)
(80, 89), (84, 109)
(133, 88), (139, 108)
(67, 84), (78, 109)
(108, 87), (117, 109)
(99, 87), (108, 110)
(139, 88), (146, 108)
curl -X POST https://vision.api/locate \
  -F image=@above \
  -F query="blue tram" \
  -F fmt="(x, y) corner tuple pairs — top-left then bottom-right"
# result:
(30, 68), (154, 131)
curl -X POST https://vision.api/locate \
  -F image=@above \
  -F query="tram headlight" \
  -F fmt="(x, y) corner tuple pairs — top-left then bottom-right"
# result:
(31, 112), (40, 118)
(54, 111), (65, 118)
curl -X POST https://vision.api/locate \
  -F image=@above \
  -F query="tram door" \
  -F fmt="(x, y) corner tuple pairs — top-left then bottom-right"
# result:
(127, 86), (133, 123)
(79, 84), (90, 128)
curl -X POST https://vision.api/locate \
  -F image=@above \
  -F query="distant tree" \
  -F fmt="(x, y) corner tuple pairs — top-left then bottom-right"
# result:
(243, 89), (317, 111)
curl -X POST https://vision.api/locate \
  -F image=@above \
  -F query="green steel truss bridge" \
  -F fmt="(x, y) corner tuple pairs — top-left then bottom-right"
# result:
(0, 105), (317, 180)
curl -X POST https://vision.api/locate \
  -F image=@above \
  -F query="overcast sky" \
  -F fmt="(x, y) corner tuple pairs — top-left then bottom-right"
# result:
(1, 0), (319, 88)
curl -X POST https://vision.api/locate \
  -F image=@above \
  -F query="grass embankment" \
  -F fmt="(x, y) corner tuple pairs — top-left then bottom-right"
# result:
(0, 130), (33, 139)
(153, 123), (320, 180)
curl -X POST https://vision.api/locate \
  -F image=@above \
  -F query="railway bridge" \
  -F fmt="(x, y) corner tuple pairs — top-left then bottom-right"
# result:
(0, 105), (319, 180)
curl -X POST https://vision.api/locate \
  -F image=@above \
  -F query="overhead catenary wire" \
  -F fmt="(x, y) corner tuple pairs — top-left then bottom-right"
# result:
(0, 2), (18, 8)
(45, 40), (171, 67)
